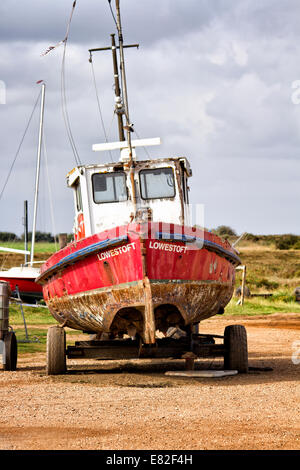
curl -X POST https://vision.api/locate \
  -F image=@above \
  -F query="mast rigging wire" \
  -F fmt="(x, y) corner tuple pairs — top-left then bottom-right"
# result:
(60, 2), (81, 167)
(43, 132), (58, 251)
(61, 37), (81, 166)
(0, 89), (41, 202)
(42, 1), (81, 167)
(107, 111), (117, 142)
(108, 0), (118, 31)
(89, 54), (113, 162)
(41, 1), (77, 56)
(133, 128), (151, 160)
(107, 0), (131, 130)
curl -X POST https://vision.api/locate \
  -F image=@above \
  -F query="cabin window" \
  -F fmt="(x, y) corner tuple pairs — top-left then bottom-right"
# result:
(75, 182), (83, 212)
(92, 172), (128, 204)
(139, 168), (175, 200)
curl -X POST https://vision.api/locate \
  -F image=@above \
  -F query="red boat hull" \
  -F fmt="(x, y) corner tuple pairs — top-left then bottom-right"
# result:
(0, 276), (43, 302)
(37, 223), (240, 343)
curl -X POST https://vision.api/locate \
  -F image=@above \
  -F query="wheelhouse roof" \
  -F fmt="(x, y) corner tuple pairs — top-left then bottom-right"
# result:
(66, 156), (192, 187)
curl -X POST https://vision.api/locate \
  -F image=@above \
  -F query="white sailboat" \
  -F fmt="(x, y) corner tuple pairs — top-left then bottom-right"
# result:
(0, 83), (46, 302)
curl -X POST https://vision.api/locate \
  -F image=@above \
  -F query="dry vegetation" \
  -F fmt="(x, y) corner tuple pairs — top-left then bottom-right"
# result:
(234, 239), (300, 294)
(2, 236), (300, 313)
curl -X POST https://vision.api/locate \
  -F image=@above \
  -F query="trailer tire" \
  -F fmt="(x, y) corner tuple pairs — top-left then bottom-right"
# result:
(224, 325), (248, 373)
(3, 331), (18, 371)
(46, 326), (66, 375)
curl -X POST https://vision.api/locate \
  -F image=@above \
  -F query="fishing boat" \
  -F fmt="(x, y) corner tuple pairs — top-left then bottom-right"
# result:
(37, 1), (248, 375)
(0, 84), (46, 303)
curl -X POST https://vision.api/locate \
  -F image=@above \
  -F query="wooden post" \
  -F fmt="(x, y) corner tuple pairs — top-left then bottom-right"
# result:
(58, 233), (68, 250)
(0, 281), (10, 340)
(182, 352), (197, 370)
(241, 265), (246, 306)
(236, 265), (247, 306)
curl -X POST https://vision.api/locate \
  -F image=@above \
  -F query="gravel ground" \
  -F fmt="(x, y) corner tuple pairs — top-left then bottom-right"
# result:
(0, 314), (300, 450)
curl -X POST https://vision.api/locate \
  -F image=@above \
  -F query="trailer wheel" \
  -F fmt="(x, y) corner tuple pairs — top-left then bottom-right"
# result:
(224, 325), (248, 373)
(3, 331), (18, 371)
(46, 326), (66, 375)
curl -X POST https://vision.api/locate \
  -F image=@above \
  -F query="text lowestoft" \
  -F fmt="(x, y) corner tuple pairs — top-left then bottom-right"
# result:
(97, 240), (188, 262)
(149, 240), (187, 253)
(97, 242), (136, 261)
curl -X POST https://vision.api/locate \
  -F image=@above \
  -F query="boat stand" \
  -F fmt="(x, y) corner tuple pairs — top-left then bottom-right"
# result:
(10, 286), (40, 344)
(46, 324), (249, 375)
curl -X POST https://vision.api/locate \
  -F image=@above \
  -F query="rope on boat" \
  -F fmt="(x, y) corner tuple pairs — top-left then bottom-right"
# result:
(108, 0), (119, 31)
(41, 1), (77, 57)
(133, 128), (151, 160)
(61, 1), (82, 167)
(0, 89), (41, 203)
(41, 1), (82, 167)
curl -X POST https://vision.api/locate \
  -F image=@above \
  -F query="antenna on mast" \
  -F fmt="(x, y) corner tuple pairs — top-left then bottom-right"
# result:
(88, 5), (138, 146)
(114, 0), (133, 160)
(111, 34), (125, 142)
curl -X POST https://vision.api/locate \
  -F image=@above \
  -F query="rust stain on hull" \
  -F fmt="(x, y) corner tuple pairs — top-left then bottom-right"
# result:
(46, 279), (234, 344)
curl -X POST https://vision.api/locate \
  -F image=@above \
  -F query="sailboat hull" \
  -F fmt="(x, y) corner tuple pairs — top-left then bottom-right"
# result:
(0, 266), (43, 302)
(37, 223), (240, 343)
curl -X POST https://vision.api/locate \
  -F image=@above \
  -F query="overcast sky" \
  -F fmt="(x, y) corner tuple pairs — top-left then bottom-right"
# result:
(1, 0), (300, 237)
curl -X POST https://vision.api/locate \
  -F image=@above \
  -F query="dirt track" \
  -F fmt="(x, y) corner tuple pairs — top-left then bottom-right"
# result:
(0, 314), (300, 450)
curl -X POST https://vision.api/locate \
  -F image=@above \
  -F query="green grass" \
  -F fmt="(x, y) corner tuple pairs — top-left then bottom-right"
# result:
(15, 328), (81, 355)
(4, 239), (300, 355)
(224, 296), (300, 316)
(8, 304), (82, 355)
(15, 328), (48, 354)
(0, 241), (57, 254)
(12, 297), (299, 355)
(9, 305), (56, 354)
(9, 304), (56, 326)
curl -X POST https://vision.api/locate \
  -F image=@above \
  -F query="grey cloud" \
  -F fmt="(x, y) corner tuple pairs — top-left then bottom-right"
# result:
(1, 0), (300, 236)
(0, 0), (228, 45)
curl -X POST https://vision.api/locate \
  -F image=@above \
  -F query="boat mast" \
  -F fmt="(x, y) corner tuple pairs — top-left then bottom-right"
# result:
(23, 200), (28, 265)
(111, 33), (125, 142)
(114, 0), (138, 217)
(115, 0), (133, 160)
(30, 82), (46, 266)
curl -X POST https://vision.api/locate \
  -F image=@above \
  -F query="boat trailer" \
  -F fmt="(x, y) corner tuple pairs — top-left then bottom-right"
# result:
(46, 323), (249, 375)
(0, 281), (17, 371)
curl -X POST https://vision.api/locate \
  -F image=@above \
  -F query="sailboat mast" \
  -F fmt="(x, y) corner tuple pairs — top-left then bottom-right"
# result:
(30, 82), (46, 266)
(24, 200), (28, 265)
(115, 0), (133, 159)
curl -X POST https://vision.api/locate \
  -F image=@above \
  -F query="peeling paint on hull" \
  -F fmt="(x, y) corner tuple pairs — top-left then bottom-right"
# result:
(45, 279), (234, 343)
(38, 223), (239, 343)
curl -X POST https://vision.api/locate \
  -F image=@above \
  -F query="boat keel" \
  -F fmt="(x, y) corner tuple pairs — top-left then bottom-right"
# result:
(46, 279), (234, 345)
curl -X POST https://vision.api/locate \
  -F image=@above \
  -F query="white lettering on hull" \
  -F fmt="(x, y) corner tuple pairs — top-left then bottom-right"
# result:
(149, 240), (187, 254)
(97, 242), (136, 261)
